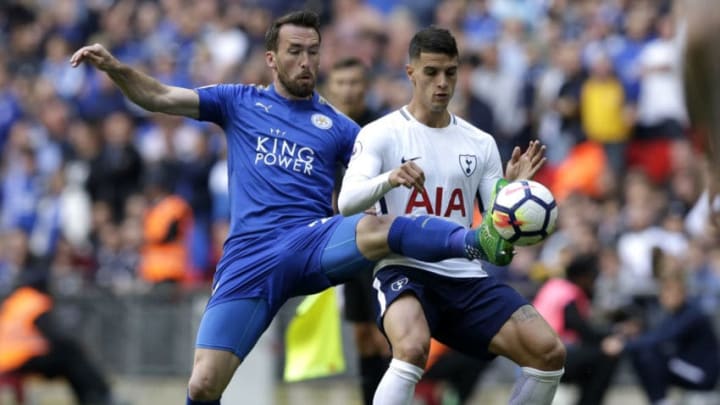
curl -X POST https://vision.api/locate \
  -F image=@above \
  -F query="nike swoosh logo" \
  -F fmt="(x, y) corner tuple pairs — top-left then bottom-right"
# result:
(401, 156), (421, 164)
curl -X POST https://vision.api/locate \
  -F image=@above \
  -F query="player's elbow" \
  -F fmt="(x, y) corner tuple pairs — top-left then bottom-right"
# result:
(337, 193), (357, 216)
(144, 86), (198, 117)
(145, 92), (175, 113)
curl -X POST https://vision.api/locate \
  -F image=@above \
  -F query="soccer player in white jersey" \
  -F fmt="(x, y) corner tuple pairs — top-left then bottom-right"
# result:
(71, 11), (527, 405)
(339, 27), (566, 405)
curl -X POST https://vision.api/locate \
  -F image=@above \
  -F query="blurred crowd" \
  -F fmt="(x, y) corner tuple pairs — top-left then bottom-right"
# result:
(0, 0), (718, 321)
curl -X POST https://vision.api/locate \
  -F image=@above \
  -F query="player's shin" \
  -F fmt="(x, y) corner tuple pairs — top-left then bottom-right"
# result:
(387, 215), (468, 261)
(386, 214), (514, 266)
(508, 367), (564, 405)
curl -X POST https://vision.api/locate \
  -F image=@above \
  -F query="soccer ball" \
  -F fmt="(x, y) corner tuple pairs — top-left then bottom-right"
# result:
(490, 180), (558, 246)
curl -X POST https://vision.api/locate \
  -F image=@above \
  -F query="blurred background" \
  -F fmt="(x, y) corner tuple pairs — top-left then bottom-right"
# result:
(0, 0), (718, 404)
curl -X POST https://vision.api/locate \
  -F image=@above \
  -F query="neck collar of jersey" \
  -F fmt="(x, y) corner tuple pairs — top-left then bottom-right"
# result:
(400, 105), (457, 129)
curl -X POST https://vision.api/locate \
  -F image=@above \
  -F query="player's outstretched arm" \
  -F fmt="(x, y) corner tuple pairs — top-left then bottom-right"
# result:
(70, 43), (199, 119)
(504, 140), (547, 181)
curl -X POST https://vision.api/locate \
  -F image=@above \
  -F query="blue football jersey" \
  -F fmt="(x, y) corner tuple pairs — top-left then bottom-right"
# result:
(196, 83), (359, 241)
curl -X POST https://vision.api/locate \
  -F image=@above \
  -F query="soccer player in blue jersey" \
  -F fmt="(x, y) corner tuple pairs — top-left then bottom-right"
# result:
(70, 11), (529, 405)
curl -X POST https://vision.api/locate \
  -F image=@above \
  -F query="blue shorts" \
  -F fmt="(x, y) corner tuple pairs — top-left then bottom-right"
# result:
(196, 213), (374, 359)
(373, 266), (528, 360)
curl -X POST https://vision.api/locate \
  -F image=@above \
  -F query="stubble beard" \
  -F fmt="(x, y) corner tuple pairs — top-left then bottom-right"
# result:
(278, 69), (315, 98)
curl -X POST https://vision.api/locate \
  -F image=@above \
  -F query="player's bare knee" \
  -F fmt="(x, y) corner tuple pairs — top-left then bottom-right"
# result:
(536, 337), (566, 371)
(355, 215), (393, 260)
(356, 215), (392, 235)
(188, 373), (223, 401)
(392, 338), (429, 368)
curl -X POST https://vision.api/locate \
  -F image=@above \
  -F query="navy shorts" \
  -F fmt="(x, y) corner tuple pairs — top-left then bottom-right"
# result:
(373, 266), (528, 360)
(196, 213), (374, 359)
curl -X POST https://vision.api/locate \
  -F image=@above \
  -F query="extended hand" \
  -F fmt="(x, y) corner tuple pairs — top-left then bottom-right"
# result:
(505, 140), (547, 181)
(70, 43), (120, 71)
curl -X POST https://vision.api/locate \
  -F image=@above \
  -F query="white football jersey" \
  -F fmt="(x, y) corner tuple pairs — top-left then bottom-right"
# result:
(340, 106), (505, 278)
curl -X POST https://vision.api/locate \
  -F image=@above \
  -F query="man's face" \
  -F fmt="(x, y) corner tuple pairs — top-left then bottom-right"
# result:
(267, 24), (320, 98)
(659, 279), (685, 312)
(326, 65), (366, 111)
(407, 52), (458, 113)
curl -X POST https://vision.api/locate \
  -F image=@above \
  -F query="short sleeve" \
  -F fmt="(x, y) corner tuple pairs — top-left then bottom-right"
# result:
(338, 120), (361, 167)
(195, 84), (241, 125)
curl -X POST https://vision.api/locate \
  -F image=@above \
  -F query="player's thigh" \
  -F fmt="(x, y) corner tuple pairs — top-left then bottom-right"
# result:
(488, 304), (565, 370)
(431, 277), (525, 361)
(374, 267), (431, 365)
(320, 213), (377, 284)
(382, 293), (431, 364)
(195, 298), (273, 362)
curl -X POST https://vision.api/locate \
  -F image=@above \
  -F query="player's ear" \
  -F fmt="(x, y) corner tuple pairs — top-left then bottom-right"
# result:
(406, 64), (414, 82)
(265, 51), (276, 69)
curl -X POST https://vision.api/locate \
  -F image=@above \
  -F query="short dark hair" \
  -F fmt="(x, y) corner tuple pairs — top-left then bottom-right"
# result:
(408, 26), (459, 61)
(331, 57), (367, 72)
(265, 10), (321, 51)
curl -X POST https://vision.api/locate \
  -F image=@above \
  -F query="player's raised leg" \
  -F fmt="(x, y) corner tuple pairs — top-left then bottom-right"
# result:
(358, 213), (513, 264)
(319, 212), (514, 285)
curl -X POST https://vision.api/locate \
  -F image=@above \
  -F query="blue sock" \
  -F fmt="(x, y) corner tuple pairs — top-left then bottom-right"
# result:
(187, 396), (220, 405)
(387, 215), (478, 261)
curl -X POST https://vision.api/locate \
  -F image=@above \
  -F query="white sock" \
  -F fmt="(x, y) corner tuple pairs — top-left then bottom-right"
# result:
(508, 367), (564, 405)
(373, 358), (424, 405)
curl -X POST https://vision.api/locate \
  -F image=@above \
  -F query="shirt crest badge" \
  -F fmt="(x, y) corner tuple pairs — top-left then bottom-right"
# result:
(459, 154), (478, 177)
(311, 113), (333, 130)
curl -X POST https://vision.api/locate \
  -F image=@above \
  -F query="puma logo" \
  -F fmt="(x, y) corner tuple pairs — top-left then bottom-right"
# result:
(255, 102), (272, 113)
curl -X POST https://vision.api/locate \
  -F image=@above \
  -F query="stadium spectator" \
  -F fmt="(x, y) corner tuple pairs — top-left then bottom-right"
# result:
(635, 14), (687, 141)
(86, 111), (144, 224)
(534, 254), (626, 405)
(139, 166), (193, 286)
(580, 51), (632, 175)
(0, 230), (116, 405)
(602, 259), (720, 404)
